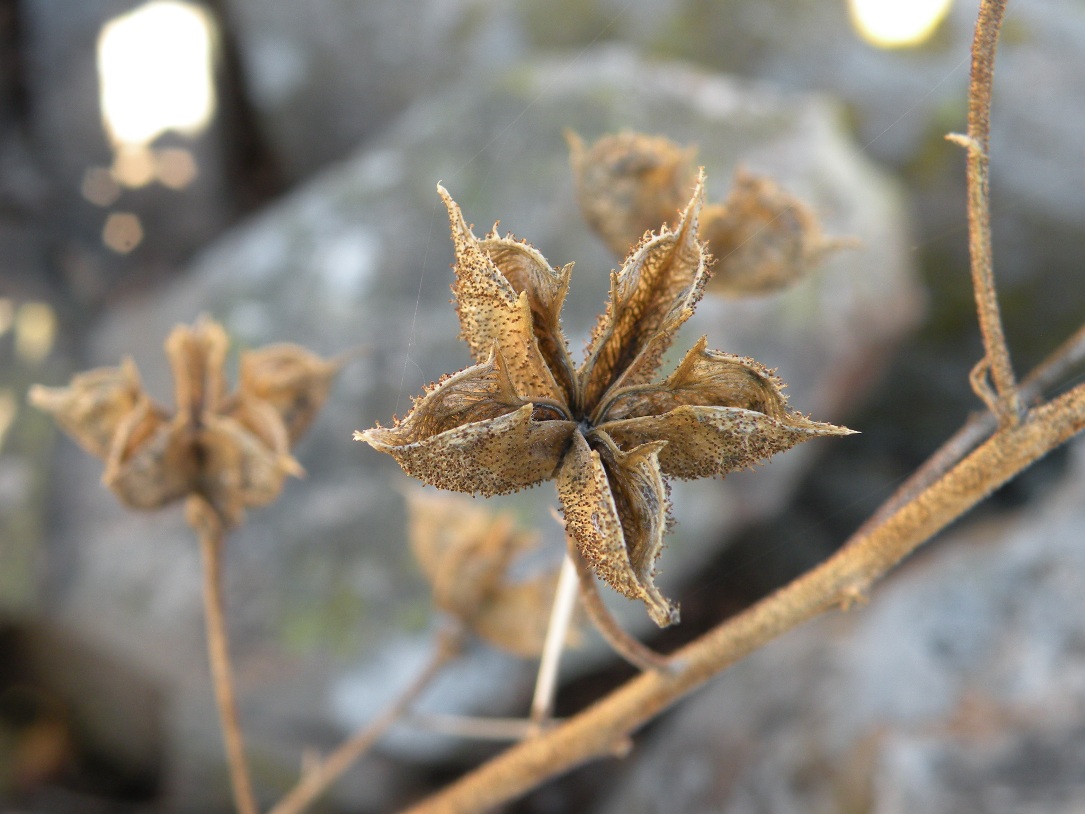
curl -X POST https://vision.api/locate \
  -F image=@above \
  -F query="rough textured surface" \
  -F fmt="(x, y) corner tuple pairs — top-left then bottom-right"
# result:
(38, 52), (916, 808)
(595, 437), (1085, 814)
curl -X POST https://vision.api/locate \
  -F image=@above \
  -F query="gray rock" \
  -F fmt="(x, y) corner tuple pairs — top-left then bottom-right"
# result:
(42, 52), (916, 808)
(594, 438), (1085, 814)
(223, 0), (520, 180)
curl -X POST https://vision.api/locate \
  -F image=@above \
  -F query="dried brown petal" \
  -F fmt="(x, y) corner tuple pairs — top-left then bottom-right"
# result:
(196, 414), (294, 524)
(580, 175), (709, 409)
(358, 353), (576, 495)
(27, 359), (143, 459)
(702, 169), (854, 296)
(599, 336), (788, 422)
(557, 431), (677, 627)
(601, 404), (854, 480)
(164, 317), (230, 421)
(568, 130), (697, 258)
(440, 185), (566, 402)
(478, 237), (577, 403)
(472, 573), (574, 658)
(237, 345), (341, 444)
(405, 490), (577, 657)
(103, 409), (196, 511)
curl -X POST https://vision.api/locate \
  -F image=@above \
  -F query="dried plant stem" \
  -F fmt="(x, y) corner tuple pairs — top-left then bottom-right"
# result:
(859, 319), (1085, 536)
(950, 0), (1020, 422)
(530, 554), (580, 727)
(267, 627), (462, 814)
(409, 712), (554, 741)
(188, 497), (259, 814)
(565, 536), (672, 673)
(404, 382), (1085, 814)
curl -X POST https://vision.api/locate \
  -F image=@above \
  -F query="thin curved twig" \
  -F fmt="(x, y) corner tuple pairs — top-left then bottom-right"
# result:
(857, 319), (1085, 537)
(565, 540), (673, 673)
(187, 497), (259, 814)
(947, 0), (1020, 422)
(267, 627), (463, 814)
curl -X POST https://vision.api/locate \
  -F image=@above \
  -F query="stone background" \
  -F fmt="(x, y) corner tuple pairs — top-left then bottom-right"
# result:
(2, 0), (1084, 812)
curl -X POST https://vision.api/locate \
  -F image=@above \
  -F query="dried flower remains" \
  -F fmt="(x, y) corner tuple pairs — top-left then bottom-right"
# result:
(30, 316), (339, 527)
(569, 130), (855, 295)
(357, 178), (853, 627)
(406, 490), (579, 657)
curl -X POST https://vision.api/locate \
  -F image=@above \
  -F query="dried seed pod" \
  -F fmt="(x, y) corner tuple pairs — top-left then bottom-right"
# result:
(406, 490), (577, 658)
(31, 316), (339, 527)
(28, 358), (144, 459)
(358, 182), (854, 627)
(568, 130), (697, 259)
(569, 132), (855, 298)
(702, 169), (857, 296)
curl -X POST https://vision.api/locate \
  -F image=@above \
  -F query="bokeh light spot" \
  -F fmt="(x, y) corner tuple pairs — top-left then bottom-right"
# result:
(102, 212), (145, 254)
(97, 0), (216, 146)
(849, 0), (954, 48)
(155, 147), (199, 189)
(81, 167), (122, 207)
(111, 145), (157, 188)
(14, 303), (57, 365)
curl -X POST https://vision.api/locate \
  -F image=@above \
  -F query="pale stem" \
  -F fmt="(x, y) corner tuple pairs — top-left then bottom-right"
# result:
(529, 554), (579, 728)
(267, 628), (462, 814)
(408, 712), (553, 742)
(565, 534), (672, 673)
(190, 498), (259, 814)
(402, 381), (1085, 814)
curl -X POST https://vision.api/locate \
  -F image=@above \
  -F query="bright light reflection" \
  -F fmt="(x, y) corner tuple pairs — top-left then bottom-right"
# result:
(849, 0), (954, 48)
(97, 0), (216, 146)
(155, 147), (199, 189)
(102, 213), (145, 254)
(112, 145), (157, 188)
(14, 303), (57, 365)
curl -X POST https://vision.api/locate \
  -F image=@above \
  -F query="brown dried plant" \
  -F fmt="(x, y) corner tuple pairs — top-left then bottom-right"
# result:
(356, 177), (852, 628)
(30, 316), (341, 814)
(569, 130), (854, 295)
(402, 2), (1085, 811)
(29, 316), (339, 527)
(406, 489), (579, 657)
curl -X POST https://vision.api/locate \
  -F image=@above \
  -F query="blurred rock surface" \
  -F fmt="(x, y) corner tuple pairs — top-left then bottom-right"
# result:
(37, 51), (916, 809)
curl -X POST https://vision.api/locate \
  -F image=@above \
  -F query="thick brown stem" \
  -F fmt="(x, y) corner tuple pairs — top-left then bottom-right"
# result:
(403, 383), (1085, 814)
(189, 497), (259, 814)
(267, 628), (461, 814)
(858, 318), (1085, 537)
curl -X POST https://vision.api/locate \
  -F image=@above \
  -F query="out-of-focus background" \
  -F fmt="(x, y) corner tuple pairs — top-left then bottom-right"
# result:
(2, 0), (1085, 811)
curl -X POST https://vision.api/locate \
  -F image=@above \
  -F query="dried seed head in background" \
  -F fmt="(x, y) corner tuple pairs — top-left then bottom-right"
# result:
(568, 130), (855, 296)
(567, 130), (697, 258)
(358, 179), (854, 627)
(30, 316), (340, 527)
(406, 490), (579, 658)
(700, 169), (859, 296)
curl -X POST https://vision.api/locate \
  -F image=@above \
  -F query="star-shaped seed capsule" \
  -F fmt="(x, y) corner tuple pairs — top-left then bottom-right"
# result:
(357, 178), (853, 626)
(31, 317), (339, 527)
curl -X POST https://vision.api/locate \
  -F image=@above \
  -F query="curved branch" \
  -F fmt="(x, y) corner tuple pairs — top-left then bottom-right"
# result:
(403, 382), (1085, 814)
